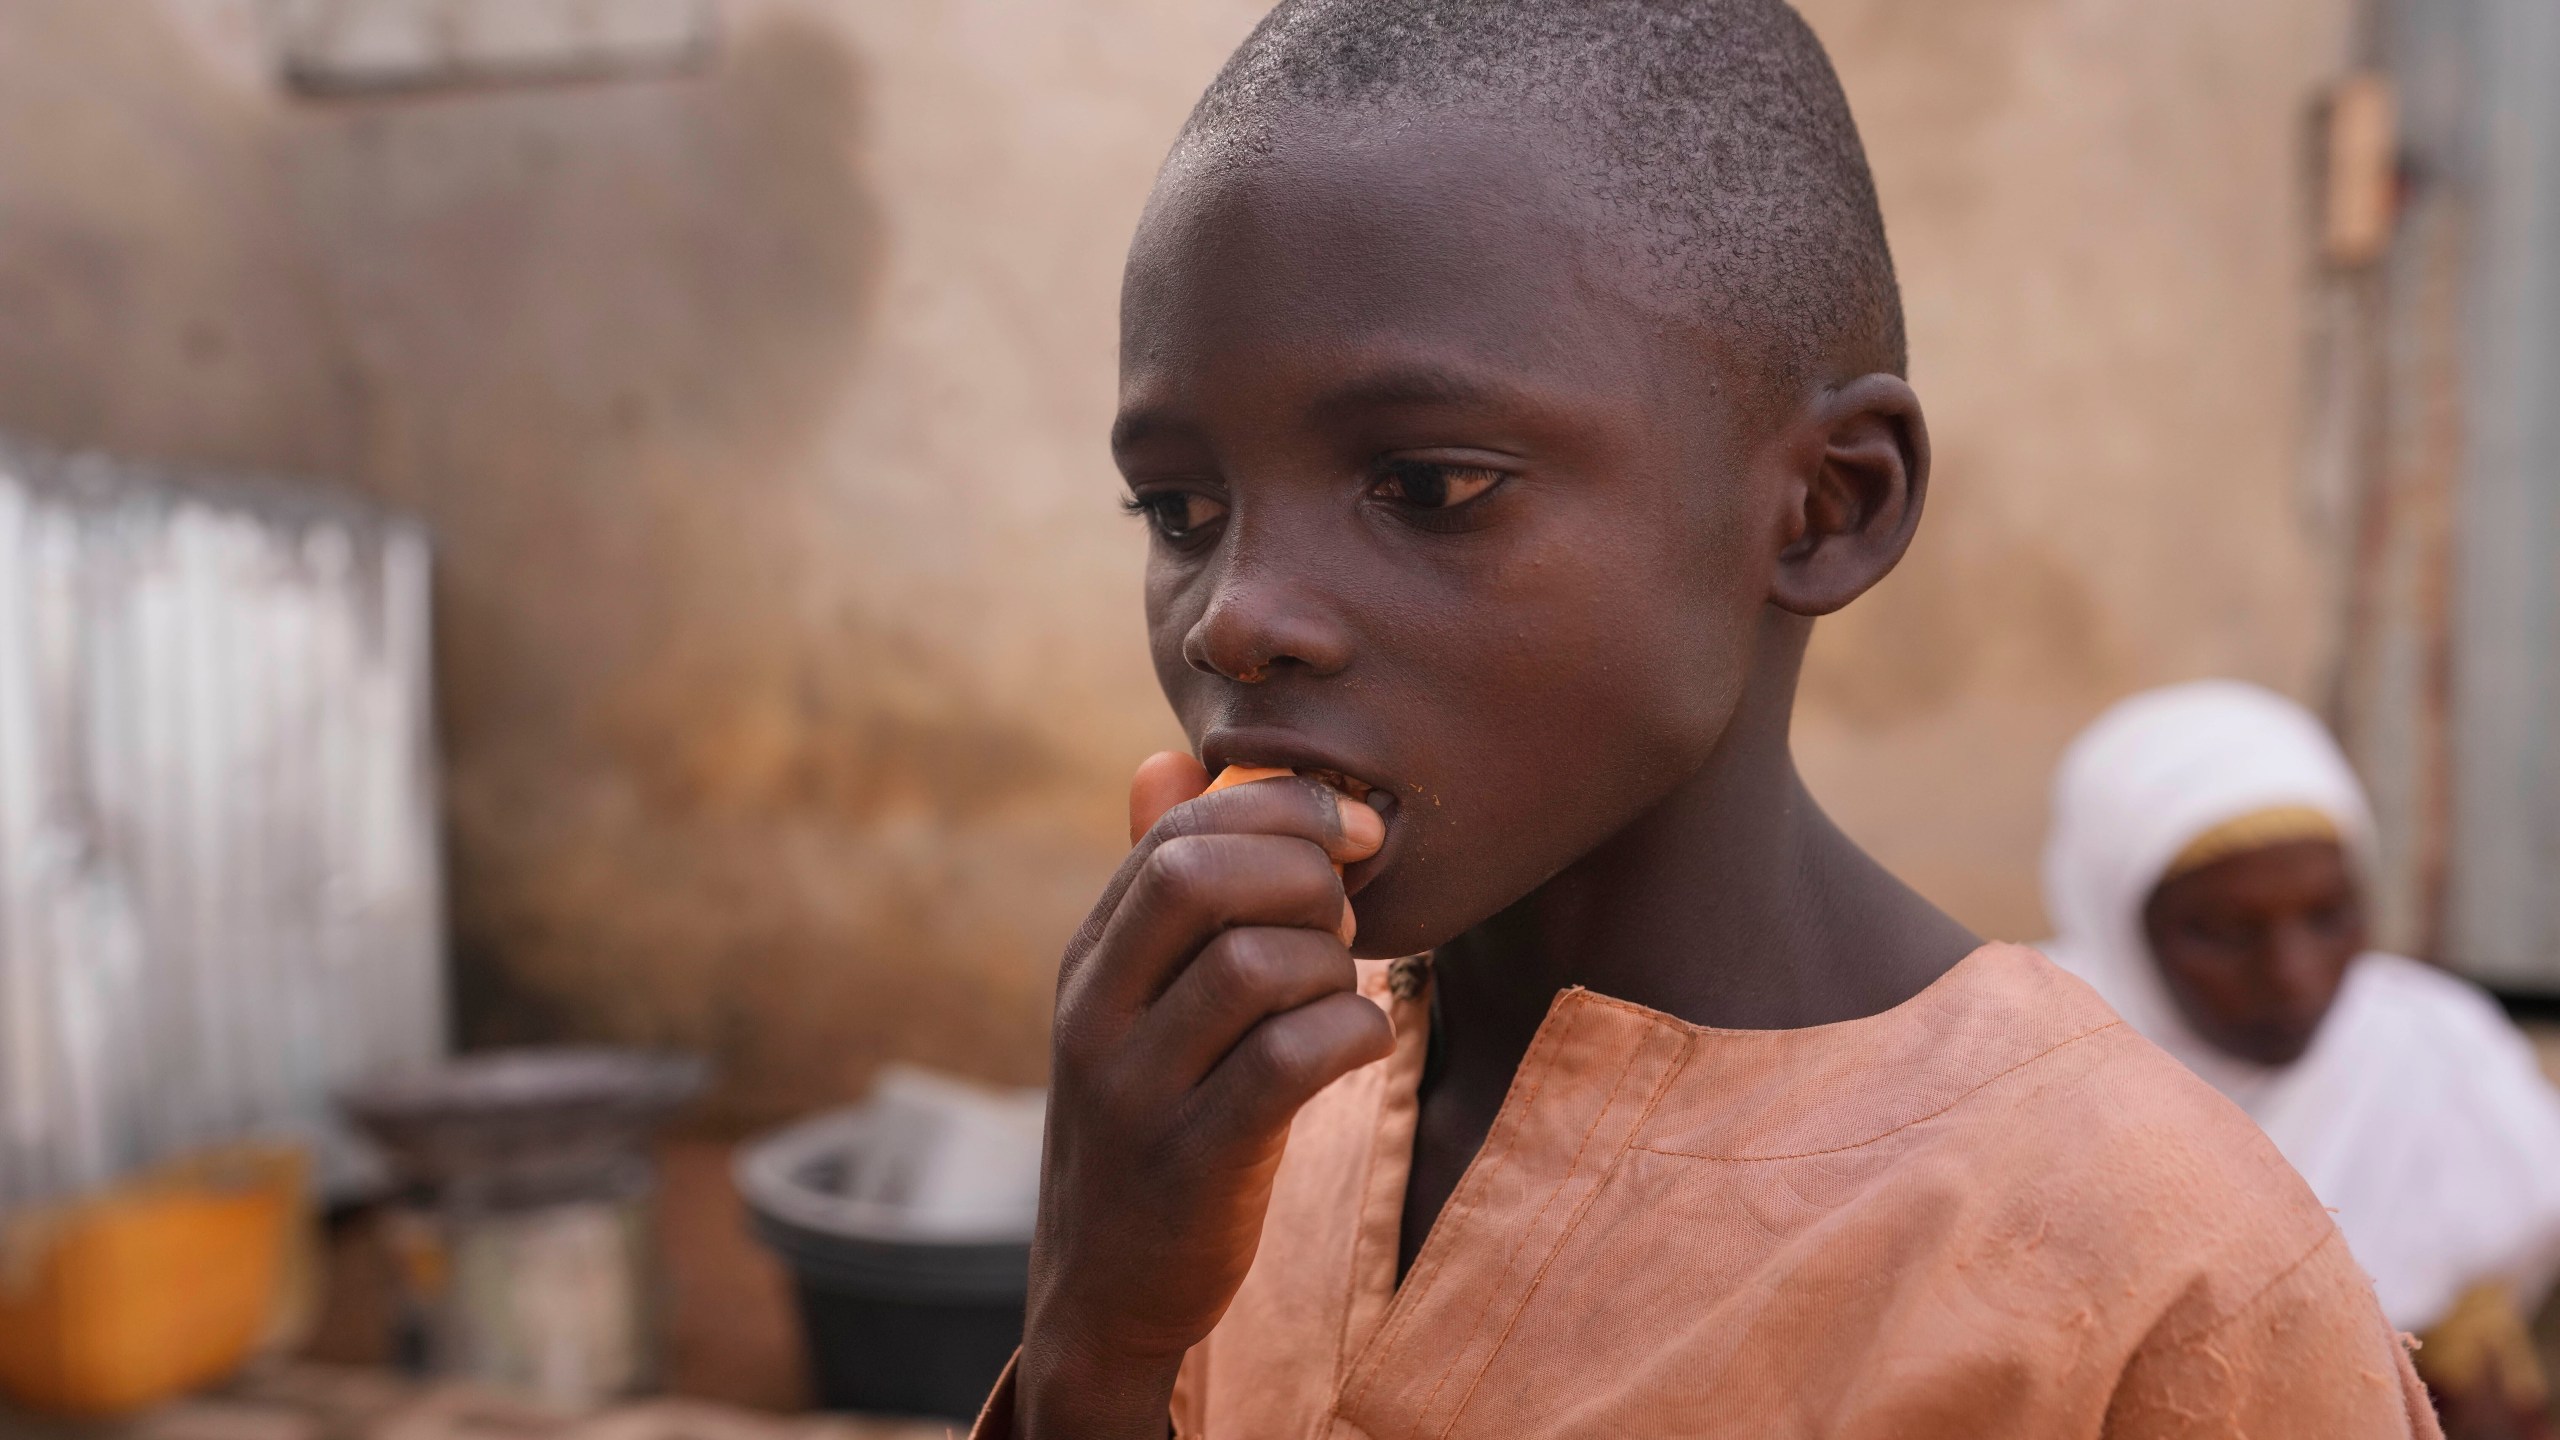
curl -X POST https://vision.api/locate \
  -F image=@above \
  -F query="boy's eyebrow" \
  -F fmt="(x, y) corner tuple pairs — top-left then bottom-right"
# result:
(1111, 363), (1514, 457)
(1307, 363), (1510, 417)
(1110, 409), (1178, 455)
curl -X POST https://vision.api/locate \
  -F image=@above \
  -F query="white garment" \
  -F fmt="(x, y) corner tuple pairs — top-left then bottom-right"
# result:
(2040, 679), (2560, 1331)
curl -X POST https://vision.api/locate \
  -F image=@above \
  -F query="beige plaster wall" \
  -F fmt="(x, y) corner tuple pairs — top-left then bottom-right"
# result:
(1797, 0), (2353, 936)
(0, 0), (2347, 1120)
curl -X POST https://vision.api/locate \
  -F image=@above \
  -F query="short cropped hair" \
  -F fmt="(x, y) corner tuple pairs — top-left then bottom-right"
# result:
(1181, 0), (1904, 401)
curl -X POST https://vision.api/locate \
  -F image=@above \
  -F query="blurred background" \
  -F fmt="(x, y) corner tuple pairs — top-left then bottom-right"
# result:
(0, 0), (2552, 1435)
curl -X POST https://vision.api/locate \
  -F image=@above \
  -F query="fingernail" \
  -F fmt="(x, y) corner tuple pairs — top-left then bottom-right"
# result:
(1338, 794), (1385, 852)
(1338, 898), (1358, 947)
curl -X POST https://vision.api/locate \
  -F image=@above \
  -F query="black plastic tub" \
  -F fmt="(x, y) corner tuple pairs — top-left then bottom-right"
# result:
(736, 1097), (1038, 1420)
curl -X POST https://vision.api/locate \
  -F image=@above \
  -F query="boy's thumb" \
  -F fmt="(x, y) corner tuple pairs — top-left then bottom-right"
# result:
(1129, 750), (1210, 844)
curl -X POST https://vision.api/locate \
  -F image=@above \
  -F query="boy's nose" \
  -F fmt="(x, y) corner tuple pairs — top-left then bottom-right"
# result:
(1183, 573), (1352, 683)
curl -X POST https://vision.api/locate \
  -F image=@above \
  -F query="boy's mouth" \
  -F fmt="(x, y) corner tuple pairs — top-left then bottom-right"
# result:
(1205, 756), (1402, 892)
(1221, 762), (1394, 819)
(1302, 767), (1384, 811)
(1205, 759), (1399, 906)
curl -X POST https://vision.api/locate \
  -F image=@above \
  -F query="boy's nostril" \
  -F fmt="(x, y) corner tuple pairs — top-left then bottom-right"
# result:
(1185, 588), (1352, 681)
(1192, 645), (1299, 685)
(1185, 610), (1285, 682)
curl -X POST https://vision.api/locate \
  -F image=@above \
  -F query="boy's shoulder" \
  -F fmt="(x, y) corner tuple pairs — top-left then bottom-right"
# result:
(1632, 942), (2350, 1317)
(1930, 943), (2339, 1233)
(1637, 941), (2289, 1162)
(1192, 947), (2428, 1438)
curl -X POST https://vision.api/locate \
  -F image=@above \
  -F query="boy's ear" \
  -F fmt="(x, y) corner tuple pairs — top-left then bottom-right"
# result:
(1767, 373), (1930, 617)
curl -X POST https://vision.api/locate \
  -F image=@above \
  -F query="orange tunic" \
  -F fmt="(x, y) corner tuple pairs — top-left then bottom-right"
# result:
(980, 944), (2438, 1438)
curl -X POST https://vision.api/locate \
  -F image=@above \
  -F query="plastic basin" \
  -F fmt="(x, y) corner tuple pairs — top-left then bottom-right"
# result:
(735, 1102), (1033, 1420)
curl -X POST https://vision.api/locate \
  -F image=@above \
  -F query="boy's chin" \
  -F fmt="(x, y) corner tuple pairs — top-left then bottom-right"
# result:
(1344, 876), (1483, 963)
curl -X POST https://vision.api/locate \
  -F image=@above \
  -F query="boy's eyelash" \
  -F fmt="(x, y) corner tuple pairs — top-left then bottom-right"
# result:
(1121, 489), (1228, 548)
(1121, 462), (1504, 545)
(1370, 459), (1508, 514)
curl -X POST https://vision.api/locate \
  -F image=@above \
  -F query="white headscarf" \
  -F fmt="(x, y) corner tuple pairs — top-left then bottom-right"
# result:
(2042, 680), (2560, 1331)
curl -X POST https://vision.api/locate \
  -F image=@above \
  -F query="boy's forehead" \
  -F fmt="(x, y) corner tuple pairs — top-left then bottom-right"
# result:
(1120, 111), (1680, 392)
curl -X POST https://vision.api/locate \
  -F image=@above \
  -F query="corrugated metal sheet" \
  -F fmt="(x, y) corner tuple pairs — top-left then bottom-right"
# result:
(0, 436), (445, 1208)
(2445, 0), (2560, 989)
(269, 0), (717, 94)
(2324, 39), (2469, 961)
(2331, 0), (2560, 988)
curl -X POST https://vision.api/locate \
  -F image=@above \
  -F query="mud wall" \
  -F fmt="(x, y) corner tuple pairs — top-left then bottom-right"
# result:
(1797, 0), (2354, 934)
(0, 0), (2348, 1119)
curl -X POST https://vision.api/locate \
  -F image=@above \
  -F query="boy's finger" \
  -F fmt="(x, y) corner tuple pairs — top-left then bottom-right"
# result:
(1062, 770), (1377, 993)
(1068, 833), (1346, 1021)
(1189, 990), (1395, 1139)
(1152, 774), (1384, 866)
(1129, 750), (1209, 845)
(1134, 925), (1359, 1084)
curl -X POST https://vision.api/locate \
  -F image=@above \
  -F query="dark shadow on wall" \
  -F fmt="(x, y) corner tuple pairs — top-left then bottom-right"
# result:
(0, 4), (1076, 1123)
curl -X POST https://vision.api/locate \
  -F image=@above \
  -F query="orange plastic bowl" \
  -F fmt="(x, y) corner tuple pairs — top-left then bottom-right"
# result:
(0, 1146), (301, 1418)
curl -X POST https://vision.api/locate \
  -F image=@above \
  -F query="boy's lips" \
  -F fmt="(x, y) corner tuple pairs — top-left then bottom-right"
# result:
(1298, 767), (1377, 804)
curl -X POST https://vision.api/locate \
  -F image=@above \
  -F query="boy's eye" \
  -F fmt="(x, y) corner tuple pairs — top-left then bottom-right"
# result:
(1123, 490), (1228, 543)
(1370, 460), (1504, 510)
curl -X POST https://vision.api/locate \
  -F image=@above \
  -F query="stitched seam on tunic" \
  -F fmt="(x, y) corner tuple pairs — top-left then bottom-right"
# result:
(1408, 1015), (1648, 1440)
(1386, 1006), (1611, 1431)
(2105, 1230), (2359, 1435)
(1327, 977), (1437, 1435)
(1434, 1027), (1692, 1440)
(2168, 1225), (2349, 1352)
(1627, 1020), (2123, 1162)
(1325, 1065), (1390, 1440)
(1338, 997), (1583, 1419)
(1560, 987), (1670, 1020)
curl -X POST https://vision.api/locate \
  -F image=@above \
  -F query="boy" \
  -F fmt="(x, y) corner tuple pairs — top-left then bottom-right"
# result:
(987, 1), (2437, 1435)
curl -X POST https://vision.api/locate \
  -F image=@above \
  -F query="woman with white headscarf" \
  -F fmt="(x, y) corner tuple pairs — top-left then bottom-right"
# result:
(2045, 680), (2560, 1434)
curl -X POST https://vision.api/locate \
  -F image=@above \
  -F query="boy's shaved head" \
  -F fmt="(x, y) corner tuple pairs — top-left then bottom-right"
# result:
(1118, 0), (1934, 959)
(1181, 0), (1903, 403)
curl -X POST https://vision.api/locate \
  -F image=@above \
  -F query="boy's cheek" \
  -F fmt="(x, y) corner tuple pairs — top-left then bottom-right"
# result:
(1134, 548), (1749, 933)
(1349, 725), (1701, 956)
(1142, 575), (1193, 693)
(1346, 794), (1617, 957)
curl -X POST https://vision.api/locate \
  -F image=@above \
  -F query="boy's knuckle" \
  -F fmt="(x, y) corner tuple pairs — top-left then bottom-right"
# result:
(1185, 936), (1243, 1011)
(1144, 835), (1221, 911)
(1085, 1059), (1164, 1133)
(1149, 798), (1211, 845)
(1289, 875), (1346, 929)
(1292, 838), (1345, 882)
(1153, 1102), (1214, 1162)
(1251, 1023), (1314, 1090)
(1083, 1068), (1136, 1127)
(1051, 966), (1098, 1025)
(1050, 1012), (1110, 1076)
(1174, 1085), (1249, 1155)
(1207, 929), (1283, 1002)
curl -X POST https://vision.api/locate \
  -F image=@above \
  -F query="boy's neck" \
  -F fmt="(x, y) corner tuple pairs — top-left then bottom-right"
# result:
(1396, 619), (1976, 1278)
(1430, 617), (1978, 1069)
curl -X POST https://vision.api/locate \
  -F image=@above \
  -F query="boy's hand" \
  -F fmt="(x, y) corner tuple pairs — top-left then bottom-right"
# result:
(1016, 752), (1393, 1439)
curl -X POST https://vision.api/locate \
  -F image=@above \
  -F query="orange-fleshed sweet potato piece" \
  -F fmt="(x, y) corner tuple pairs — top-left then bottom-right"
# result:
(1203, 764), (1297, 795)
